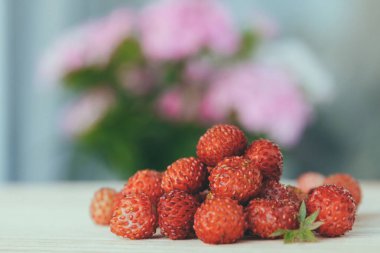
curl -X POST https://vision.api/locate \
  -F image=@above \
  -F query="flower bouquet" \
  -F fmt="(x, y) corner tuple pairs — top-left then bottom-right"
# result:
(40, 0), (332, 177)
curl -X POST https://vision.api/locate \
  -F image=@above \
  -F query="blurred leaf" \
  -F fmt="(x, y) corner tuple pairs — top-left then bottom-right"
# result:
(234, 30), (258, 59)
(63, 67), (109, 90)
(74, 97), (205, 178)
(109, 38), (143, 69)
(162, 61), (185, 85)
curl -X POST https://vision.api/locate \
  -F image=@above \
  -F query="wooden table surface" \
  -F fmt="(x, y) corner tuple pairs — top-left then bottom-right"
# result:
(0, 181), (379, 253)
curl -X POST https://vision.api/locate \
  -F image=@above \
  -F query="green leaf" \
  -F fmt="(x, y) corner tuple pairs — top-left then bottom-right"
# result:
(283, 232), (296, 244)
(276, 201), (322, 244)
(307, 221), (324, 231)
(63, 67), (109, 90)
(304, 209), (319, 227)
(108, 38), (143, 69)
(234, 30), (258, 59)
(270, 229), (288, 237)
(162, 61), (185, 85)
(298, 201), (307, 224)
(301, 230), (318, 242)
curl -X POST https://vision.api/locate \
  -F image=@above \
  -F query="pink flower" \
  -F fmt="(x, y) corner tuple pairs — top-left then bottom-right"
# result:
(62, 87), (115, 137)
(39, 9), (134, 82)
(157, 88), (184, 120)
(119, 67), (155, 95)
(200, 64), (313, 147)
(184, 59), (214, 85)
(139, 0), (238, 61)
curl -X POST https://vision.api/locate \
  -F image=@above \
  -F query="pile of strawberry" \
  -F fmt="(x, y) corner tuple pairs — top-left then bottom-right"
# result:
(90, 124), (361, 244)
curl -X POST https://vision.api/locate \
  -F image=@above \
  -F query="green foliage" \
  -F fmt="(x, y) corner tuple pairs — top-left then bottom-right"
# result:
(76, 98), (206, 178)
(109, 38), (144, 69)
(162, 61), (186, 85)
(63, 67), (110, 90)
(234, 30), (258, 59)
(271, 201), (323, 244)
(61, 26), (263, 178)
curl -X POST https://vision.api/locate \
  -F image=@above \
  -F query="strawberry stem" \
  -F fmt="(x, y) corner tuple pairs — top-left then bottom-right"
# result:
(270, 201), (323, 243)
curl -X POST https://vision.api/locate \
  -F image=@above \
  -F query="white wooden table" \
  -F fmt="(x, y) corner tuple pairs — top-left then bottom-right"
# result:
(0, 181), (379, 253)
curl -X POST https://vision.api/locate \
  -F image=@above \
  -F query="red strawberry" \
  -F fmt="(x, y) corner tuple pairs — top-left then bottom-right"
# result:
(196, 124), (247, 166)
(297, 171), (325, 193)
(194, 197), (245, 244)
(245, 139), (283, 180)
(245, 199), (298, 238)
(258, 179), (300, 206)
(162, 157), (207, 194)
(110, 193), (157, 239)
(324, 173), (362, 205)
(90, 187), (116, 225)
(209, 156), (262, 203)
(158, 190), (200, 239)
(286, 185), (309, 203)
(306, 184), (356, 237)
(122, 169), (163, 205)
(112, 191), (125, 212)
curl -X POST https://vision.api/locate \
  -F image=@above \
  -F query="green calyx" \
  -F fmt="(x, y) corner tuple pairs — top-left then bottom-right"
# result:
(270, 201), (323, 244)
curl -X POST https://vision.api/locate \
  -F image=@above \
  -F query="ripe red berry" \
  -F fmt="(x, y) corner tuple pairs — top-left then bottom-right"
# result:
(306, 185), (356, 237)
(112, 191), (125, 212)
(258, 180), (300, 207)
(110, 193), (157, 239)
(196, 124), (247, 166)
(122, 169), (163, 205)
(90, 187), (116, 225)
(162, 157), (207, 194)
(286, 185), (308, 203)
(158, 190), (200, 239)
(245, 139), (283, 180)
(297, 171), (325, 193)
(209, 156), (262, 203)
(324, 173), (362, 205)
(245, 199), (298, 239)
(194, 197), (245, 244)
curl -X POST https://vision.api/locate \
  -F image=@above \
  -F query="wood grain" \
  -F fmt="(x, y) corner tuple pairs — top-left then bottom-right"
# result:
(0, 181), (379, 253)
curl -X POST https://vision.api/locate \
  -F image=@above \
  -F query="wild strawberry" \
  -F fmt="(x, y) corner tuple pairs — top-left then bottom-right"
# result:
(110, 193), (157, 239)
(158, 190), (200, 239)
(112, 191), (125, 212)
(306, 185), (356, 237)
(324, 173), (362, 205)
(209, 156), (262, 203)
(286, 185), (308, 203)
(196, 124), (247, 166)
(297, 171), (325, 193)
(271, 201), (324, 243)
(162, 157), (207, 194)
(194, 197), (245, 244)
(245, 139), (283, 180)
(245, 199), (298, 239)
(90, 187), (116, 225)
(122, 169), (163, 205)
(258, 180), (300, 206)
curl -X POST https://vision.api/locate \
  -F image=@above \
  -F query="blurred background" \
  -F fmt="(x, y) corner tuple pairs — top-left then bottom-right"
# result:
(0, 0), (379, 182)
